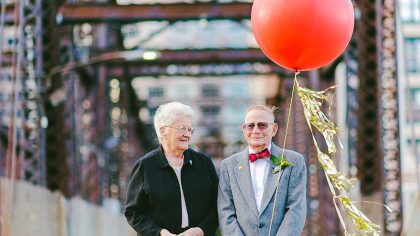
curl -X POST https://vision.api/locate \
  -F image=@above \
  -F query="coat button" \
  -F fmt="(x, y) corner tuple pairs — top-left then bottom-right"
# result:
(259, 223), (263, 228)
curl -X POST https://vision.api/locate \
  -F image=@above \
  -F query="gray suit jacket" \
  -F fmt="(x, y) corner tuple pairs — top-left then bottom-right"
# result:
(217, 143), (307, 236)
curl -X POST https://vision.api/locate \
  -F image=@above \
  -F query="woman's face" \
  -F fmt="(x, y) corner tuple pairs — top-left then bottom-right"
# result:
(161, 116), (193, 153)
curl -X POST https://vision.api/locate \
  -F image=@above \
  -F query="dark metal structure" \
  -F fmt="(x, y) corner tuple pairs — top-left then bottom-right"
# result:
(1, 0), (404, 235)
(2, 0), (47, 186)
(380, 0), (403, 234)
(4, 2), (252, 25)
(355, 0), (403, 234)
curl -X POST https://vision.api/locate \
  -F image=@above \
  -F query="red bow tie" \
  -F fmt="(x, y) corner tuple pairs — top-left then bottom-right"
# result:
(249, 148), (271, 163)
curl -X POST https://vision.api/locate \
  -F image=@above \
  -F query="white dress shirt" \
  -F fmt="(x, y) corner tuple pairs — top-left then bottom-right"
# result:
(249, 143), (272, 212)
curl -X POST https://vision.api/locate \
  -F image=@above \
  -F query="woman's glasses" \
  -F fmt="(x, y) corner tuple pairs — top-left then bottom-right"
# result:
(165, 125), (194, 134)
(242, 122), (273, 131)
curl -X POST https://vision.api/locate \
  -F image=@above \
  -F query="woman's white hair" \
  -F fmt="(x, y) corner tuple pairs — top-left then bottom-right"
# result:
(154, 102), (194, 143)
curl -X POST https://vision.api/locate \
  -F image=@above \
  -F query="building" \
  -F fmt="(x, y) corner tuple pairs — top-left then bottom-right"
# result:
(131, 74), (279, 161)
(399, 0), (420, 225)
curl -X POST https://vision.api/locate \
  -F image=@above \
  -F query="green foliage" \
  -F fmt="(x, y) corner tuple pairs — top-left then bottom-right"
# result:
(270, 154), (293, 173)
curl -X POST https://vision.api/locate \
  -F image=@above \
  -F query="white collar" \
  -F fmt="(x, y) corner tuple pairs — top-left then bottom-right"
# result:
(248, 142), (272, 154)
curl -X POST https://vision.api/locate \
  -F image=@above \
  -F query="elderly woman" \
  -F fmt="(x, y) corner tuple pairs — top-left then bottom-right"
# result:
(125, 102), (219, 236)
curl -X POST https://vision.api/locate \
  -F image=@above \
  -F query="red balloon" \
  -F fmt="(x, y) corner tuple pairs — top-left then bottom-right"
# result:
(251, 0), (354, 71)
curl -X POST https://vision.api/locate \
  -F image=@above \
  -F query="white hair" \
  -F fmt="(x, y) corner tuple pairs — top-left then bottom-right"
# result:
(154, 102), (194, 143)
(246, 105), (277, 123)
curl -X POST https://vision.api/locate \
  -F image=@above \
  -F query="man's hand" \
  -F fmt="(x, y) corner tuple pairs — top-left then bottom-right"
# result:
(160, 229), (176, 236)
(178, 227), (204, 236)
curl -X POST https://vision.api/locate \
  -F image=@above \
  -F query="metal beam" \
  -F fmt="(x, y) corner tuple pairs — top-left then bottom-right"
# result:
(6, 49), (274, 71)
(1, 53), (12, 65)
(3, 5), (15, 25)
(112, 63), (286, 77)
(115, 49), (271, 64)
(4, 2), (252, 25)
(380, 0), (403, 234)
(58, 3), (252, 24)
(46, 48), (281, 79)
(357, 0), (382, 195)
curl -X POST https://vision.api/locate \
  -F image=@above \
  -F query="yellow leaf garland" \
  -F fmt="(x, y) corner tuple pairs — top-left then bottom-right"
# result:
(295, 75), (381, 236)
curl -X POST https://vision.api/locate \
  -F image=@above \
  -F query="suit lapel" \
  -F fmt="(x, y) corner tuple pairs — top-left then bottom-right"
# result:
(233, 149), (259, 217)
(259, 144), (285, 215)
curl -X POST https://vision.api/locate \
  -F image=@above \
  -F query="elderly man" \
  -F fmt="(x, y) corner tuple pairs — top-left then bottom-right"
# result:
(218, 105), (307, 236)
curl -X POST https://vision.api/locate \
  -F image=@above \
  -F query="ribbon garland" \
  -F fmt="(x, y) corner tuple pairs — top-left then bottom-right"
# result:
(294, 73), (382, 236)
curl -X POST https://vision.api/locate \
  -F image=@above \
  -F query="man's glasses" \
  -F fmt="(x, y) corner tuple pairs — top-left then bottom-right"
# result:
(242, 122), (273, 131)
(165, 125), (194, 134)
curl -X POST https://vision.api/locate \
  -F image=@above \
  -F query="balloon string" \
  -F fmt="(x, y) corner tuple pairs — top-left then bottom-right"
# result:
(268, 71), (299, 236)
(350, 200), (393, 213)
(280, 71), (299, 159)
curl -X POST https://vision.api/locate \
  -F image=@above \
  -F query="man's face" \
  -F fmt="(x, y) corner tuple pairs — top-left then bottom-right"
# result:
(242, 109), (278, 152)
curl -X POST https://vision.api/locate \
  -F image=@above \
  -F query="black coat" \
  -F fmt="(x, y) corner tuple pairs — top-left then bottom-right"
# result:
(125, 146), (219, 236)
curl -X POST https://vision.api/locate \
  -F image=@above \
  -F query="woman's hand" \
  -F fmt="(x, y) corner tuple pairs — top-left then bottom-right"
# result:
(160, 229), (176, 236)
(178, 227), (204, 236)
